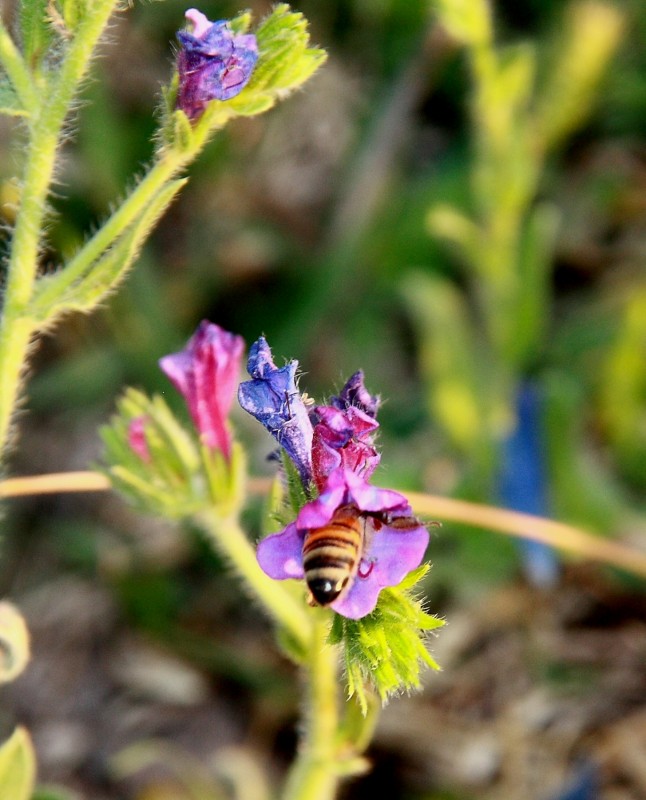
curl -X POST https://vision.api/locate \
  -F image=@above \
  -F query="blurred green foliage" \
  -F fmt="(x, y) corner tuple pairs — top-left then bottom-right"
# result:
(2, 0), (646, 616)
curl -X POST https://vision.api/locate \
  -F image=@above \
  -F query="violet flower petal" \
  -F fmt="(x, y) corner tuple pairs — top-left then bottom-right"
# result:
(256, 523), (305, 579)
(176, 9), (258, 119)
(238, 337), (314, 487)
(159, 321), (244, 457)
(331, 370), (380, 418)
(256, 467), (429, 620)
(331, 519), (429, 619)
(311, 405), (380, 489)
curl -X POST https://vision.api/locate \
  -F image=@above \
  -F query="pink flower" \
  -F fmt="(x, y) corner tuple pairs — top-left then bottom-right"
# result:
(257, 468), (429, 619)
(159, 321), (244, 458)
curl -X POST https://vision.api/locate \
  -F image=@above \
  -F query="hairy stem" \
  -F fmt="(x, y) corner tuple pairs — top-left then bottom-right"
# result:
(282, 615), (341, 800)
(0, 0), (119, 461)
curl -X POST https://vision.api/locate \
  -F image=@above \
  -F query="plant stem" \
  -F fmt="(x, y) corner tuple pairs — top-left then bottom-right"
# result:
(0, 0), (119, 462)
(196, 510), (312, 650)
(0, 19), (39, 112)
(282, 615), (341, 800)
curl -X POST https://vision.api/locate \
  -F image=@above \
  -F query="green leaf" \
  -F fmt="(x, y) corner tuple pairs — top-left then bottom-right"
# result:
(0, 602), (30, 684)
(431, 0), (491, 46)
(509, 202), (560, 369)
(0, 79), (29, 116)
(400, 271), (497, 453)
(20, 0), (54, 71)
(0, 727), (36, 800)
(30, 179), (186, 322)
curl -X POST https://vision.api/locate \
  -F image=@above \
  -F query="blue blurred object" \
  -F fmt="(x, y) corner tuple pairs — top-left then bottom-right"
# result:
(498, 382), (560, 587)
(549, 762), (599, 800)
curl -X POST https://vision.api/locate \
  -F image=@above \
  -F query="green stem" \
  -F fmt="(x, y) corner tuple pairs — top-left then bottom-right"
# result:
(0, 0), (119, 461)
(0, 19), (39, 112)
(35, 103), (234, 309)
(196, 510), (312, 650)
(282, 615), (341, 800)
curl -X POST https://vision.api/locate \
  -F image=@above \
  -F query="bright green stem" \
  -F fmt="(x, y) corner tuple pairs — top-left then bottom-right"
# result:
(29, 105), (233, 309)
(0, 19), (39, 111)
(196, 510), (312, 650)
(0, 0), (119, 461)
(282, 615), (341, 800)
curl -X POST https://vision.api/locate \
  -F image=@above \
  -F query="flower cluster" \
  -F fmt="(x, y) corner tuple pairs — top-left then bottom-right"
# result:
(139, 322), (428, 620)
(238, 336), (429, 619)
(176, 8), (258, 119)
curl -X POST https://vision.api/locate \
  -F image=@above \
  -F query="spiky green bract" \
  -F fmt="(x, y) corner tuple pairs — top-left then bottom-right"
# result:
(227, 4), (326, 116)
(329, 565), (444, 715)
(100, 387), (242, 519)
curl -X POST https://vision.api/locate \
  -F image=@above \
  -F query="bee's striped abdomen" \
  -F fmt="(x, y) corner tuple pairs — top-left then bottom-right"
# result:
(303, 506), (364, 607)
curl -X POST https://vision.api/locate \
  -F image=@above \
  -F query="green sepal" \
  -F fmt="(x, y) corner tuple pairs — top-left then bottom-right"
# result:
(171, 108), (194, 153)
(229, 11), (253, 35)
(281, 450), (314, 517)
(58, 0), (85, 31)
(261, 474), (287, 538)
(248, 4), (327, 97)
(226, 94), (275, 117)
(99, 387), (204, 519)
(0, 727), (36, 800)
(201, 440), (247, 518)
(329, 565), (444, 715)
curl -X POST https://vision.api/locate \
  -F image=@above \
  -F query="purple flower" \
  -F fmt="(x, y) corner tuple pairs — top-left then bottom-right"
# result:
(311, 405), (380, 491)
(237, 337), (314, 487)
(176, 8), (258, 119)
(257, 467), (429, 619)
(159, 321), (245, 458)
(310, 372), (381, 490)
(128, 416), (151, 463)
(330, 370), (380, 418)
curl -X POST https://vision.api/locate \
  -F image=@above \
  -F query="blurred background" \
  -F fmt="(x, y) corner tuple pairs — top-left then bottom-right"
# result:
(1, 0), (646, 797)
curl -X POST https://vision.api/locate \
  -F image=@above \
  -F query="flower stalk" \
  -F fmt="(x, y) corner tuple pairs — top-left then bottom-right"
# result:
(196, 509), (312, 650)
(282, 615), (342, 800)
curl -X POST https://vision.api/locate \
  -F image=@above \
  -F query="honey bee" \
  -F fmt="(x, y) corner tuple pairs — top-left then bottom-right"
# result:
(302, 504), (424, 607)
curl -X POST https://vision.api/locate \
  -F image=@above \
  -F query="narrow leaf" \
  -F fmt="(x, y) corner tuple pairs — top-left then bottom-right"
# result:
(20, 0), (54, 71)
(0, 727), (36, 800)
(31, 179), (186, 322)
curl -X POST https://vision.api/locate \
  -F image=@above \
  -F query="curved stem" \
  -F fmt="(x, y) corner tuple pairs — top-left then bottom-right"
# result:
(282, 614), (341, 800)
(196, 510), (312, 650)
(4, 472), (646, 581)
